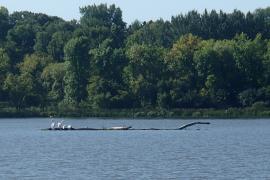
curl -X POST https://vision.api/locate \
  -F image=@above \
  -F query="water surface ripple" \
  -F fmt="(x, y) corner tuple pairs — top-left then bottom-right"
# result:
(0, 118), (269, 179)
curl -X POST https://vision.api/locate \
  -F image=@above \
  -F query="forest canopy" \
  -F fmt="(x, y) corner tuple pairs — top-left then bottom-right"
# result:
(1, 4), (270, 111)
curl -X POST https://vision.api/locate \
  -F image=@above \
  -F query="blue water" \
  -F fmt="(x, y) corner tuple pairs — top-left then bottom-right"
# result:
(0, 118), (270, 179)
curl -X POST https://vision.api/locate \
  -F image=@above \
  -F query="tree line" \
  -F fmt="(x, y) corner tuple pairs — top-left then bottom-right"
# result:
(0, 4), (270, 110)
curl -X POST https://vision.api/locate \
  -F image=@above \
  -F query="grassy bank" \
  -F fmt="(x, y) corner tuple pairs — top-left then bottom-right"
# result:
(1, 106), (270, 118)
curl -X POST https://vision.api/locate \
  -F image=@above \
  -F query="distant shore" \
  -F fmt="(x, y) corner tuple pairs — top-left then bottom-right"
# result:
(1, 106), (270, 118)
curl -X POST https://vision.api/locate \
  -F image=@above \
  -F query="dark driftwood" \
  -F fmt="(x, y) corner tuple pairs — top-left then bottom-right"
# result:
(41, 122), (210, 131)
(178, 122), (210, 130)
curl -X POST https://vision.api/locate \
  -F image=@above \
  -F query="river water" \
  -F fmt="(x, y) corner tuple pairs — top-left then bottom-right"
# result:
(0, 118), (269, 179)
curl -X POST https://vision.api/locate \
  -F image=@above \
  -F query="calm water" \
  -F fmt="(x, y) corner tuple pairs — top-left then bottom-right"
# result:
(0, 118), (270, 180)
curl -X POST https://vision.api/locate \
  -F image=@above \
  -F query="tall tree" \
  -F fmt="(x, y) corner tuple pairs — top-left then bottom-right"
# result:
(165, 34), (201, 108)
(79, 4), (126, 48)
(47, 31), (72, 61)
(64, 36), (90, 104)
(0, 48), (10, 100)
(34, 32), (50, 53)
(41, 62), (66, 105)
(87, 38), (130, 108)
(125, 44), (166, 107)
(233, 33), (266, 89)
(126, 19), (174, 48)
(194, 40), (240, 107)
(0, 7), (10, 44)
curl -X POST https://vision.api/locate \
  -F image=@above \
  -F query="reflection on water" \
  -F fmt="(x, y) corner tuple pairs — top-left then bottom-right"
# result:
(0, 118), (270, 179)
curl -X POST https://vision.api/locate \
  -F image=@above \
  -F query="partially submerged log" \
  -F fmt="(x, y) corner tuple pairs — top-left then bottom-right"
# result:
(178, 122), (210, 130)
(42, 122), (210, 131)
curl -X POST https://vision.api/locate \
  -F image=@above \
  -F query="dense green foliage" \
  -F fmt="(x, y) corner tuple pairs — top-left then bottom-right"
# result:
(1, 4), (270, 115)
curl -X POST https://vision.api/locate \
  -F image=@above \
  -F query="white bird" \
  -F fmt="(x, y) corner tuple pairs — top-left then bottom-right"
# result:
(50, 120), (56, 129)
(57, 120), (64, 129)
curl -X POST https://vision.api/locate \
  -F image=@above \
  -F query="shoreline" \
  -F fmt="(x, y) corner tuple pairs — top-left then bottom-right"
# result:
(1, 107), (270, 119)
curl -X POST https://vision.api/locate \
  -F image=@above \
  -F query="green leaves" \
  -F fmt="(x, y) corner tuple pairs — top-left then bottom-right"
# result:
(80, 4), (126, 48)
(1, 5), (270, 110)
(125, 44), (166, 107)
(3, 73), (34, 108)
(41, 62), (66, 103)
(63, 36), (90, 104)
(0, 48), (10, 75)
(0, 6), (9, 42)
(233, 33), (266, 88)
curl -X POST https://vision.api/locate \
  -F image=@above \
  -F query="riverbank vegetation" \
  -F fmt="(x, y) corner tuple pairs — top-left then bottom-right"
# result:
(0, 4), (270, 118)
(1, 106), (270, 118)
